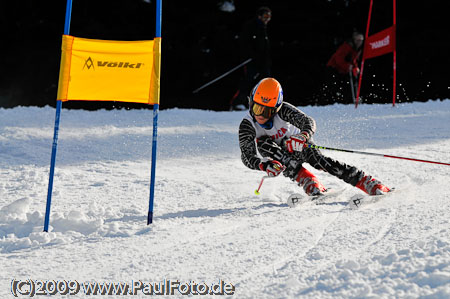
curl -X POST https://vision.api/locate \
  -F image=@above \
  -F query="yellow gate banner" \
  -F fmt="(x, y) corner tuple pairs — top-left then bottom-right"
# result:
(57, 35), (161, 105)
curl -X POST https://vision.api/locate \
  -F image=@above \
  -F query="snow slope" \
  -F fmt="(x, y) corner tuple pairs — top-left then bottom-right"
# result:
(1, 100), (450, 298)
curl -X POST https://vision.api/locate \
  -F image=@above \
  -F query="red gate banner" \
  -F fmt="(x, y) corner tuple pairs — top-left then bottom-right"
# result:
(363, 25), (396, 60)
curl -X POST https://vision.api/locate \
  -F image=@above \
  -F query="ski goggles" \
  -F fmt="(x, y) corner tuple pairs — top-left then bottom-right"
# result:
(252, 102), (277, 118)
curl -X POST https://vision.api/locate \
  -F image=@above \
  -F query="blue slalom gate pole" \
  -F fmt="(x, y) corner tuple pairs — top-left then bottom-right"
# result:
(148, 0), (162, 225)
(148, 104), (159, 224)
(44, 0), (73, 232)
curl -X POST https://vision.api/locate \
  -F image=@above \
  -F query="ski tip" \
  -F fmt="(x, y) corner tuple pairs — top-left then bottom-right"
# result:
(287, 193), (304, 208)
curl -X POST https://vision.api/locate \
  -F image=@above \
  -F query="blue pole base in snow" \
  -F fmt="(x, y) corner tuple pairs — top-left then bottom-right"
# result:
(147, 212), (153, 225)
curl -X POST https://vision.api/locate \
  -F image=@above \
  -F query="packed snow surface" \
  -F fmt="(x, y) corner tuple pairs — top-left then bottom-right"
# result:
(1, 100), (450, 298)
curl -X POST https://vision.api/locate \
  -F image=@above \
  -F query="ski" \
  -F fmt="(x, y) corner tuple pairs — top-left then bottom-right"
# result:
(350, 188), (396, 208)
(287, 188), (345, 208)
(287, 188), (396, 209)
(287, 193), (308, 208)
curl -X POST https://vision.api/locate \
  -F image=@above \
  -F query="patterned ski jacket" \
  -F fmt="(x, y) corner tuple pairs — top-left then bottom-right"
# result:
(238, 102), (316, 170)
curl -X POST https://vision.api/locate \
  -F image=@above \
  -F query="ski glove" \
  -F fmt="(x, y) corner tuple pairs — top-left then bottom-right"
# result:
(257, 137), (285, 161)
(350, 65), (360, 77)
(259, 160), (284, 177)
(285, 132), (309, 153)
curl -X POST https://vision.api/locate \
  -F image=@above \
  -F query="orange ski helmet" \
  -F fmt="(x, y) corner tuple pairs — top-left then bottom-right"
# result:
(249, 78), (283, 118)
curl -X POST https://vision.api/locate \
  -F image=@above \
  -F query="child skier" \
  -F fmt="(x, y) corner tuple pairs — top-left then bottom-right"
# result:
(238, 77), (390, 197)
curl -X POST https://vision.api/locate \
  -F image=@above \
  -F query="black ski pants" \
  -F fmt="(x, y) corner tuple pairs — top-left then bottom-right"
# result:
(257, 136), (364, 186)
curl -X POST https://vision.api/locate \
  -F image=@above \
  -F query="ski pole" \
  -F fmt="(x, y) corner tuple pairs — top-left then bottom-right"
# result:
(192, 58), (252, 94)
(307, 144), (450, 166)
(349, 71), (356, 104)
(254, 175), (269, 195)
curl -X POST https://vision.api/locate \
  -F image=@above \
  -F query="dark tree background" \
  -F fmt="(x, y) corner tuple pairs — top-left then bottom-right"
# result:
(0, 0), (448, 110)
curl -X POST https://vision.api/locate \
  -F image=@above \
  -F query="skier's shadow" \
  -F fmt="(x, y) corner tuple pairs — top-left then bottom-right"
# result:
(158, 207), (246, 220)
(254, 203), (288, 209)
(253, 200), (349, 214)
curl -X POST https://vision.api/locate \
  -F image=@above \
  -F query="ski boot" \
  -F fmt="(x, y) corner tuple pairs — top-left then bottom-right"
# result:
(356, 175), (390, 195)
(295, 167), (327, 196)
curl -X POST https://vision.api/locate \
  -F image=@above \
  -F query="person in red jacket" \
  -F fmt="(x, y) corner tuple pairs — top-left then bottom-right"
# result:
(315, 32), (364, 104)
(327, 32), (364, 77)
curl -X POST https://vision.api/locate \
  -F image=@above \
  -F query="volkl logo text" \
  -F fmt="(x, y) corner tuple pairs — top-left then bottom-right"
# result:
(97, 61), (143, 68)
(83, 57), (143, 70)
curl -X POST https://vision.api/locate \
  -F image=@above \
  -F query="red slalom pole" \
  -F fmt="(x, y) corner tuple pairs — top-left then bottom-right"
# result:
(254, 176), (269, 195)
(392, 0), (397, 106)
(356, 0), (374, 108)
(307, 144), (450, 166)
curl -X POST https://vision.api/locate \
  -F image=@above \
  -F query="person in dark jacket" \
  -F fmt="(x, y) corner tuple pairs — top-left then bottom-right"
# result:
(239, 77), (390, 197)
(231, 6), (272, 110)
